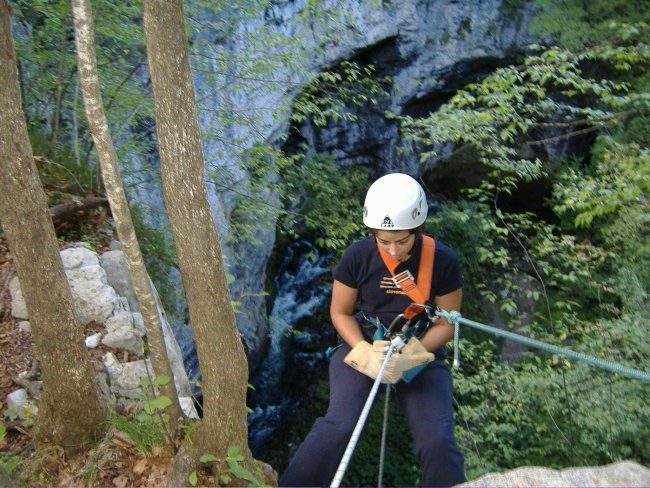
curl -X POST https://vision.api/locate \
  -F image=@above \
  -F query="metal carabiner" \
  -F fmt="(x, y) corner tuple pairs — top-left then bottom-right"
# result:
(384, 313), (408, 339)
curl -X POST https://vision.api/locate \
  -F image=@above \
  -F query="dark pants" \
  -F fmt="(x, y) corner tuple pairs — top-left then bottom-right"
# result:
(279, 344), (466, 487)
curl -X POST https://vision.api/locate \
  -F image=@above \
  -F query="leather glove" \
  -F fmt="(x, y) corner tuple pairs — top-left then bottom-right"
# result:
(371, 340), (404, 384)
(344, 340), (402, 383)
(398, 337), (435, 370)
(374, 338), (434, 383)
(344, 341), (378, 378)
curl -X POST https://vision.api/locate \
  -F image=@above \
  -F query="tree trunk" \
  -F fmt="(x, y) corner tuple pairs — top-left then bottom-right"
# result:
(71, 0), (182, 432)
(0, 0), (106, 452)
(141, 0), (266, 484)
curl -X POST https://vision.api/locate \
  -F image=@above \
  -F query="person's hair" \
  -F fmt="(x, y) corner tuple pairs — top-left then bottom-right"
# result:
(368, 225), (424, 236)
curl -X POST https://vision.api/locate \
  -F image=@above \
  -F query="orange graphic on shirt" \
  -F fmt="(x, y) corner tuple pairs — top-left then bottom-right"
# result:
(380, 276), (405, 295)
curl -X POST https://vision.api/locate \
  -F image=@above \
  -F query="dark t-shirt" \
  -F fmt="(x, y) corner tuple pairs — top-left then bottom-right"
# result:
(333, 234), (463, 330)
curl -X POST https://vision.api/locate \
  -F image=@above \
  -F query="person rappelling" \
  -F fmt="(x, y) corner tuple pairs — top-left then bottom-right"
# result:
(279, 173), (466, 487)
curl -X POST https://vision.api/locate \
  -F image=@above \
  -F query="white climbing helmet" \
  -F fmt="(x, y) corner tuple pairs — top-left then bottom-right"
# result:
(363, 173), (427, 230)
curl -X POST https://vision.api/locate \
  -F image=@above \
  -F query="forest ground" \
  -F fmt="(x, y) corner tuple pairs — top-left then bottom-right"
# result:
(0, 227), (185, 487)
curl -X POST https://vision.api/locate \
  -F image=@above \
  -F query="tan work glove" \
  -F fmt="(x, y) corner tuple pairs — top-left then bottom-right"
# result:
(344, 340), (403, 383)
(398, 337), (435, 370)
(371, 340), (405, 384)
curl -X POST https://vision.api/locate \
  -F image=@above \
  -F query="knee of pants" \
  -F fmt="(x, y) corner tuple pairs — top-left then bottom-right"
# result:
(313, 413), (358, 442)
(413, 429), (457, 459)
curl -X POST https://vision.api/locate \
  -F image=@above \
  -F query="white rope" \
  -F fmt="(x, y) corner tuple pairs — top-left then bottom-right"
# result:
(331, 343), (398, 487)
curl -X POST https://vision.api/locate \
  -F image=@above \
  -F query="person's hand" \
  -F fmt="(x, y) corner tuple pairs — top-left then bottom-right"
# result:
(371, 340), (404, 384)
(398, 337), (434, 371)
(344, 341), (377, 378)
(344, 339), (433, 383)
(373, 338), (434, 383)
(344, 340), (402, 383)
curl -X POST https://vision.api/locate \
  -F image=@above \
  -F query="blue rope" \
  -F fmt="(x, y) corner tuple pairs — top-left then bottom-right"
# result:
(437, 309), (650, 382)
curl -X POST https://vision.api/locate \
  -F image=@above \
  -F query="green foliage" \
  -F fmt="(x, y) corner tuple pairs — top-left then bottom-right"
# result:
(189, 445), (262, 487)
(219, 145), (369, 255)
(453, 339), (650, 480)
(398, 33), (650, 197)
(107, 411), (167, 456)
(13, 0), (153, 197)
(290, 61), (390, 129)
(108, 375), (174, 456)
(1, 412), (22, 477)
(278, 153), (369, 251)
(553, 139), (650, 229)
(531, 0), (650, 50)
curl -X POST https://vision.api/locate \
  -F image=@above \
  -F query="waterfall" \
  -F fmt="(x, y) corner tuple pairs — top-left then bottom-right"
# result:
(247, 241), (333, 453)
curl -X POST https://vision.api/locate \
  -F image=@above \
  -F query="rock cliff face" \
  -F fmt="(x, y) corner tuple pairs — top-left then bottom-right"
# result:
(185, 0), (535, 370)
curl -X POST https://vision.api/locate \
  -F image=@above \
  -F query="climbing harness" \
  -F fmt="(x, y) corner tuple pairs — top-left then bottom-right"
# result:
(325, 235), (436, 360)
(376, 234), (435, 320)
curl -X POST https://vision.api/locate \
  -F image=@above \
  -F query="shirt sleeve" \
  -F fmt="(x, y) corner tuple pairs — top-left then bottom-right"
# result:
(433, 244), (464, 296)
(332, 243), (359, 289)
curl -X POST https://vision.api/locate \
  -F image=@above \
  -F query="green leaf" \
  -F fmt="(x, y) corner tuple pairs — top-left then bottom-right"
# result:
(143, 395), (173, 414)
(227, 459), (260, 484)
(3, 409), (18, 419)
(154, 375), (172, 386)
(226, 445), (242, 458)
(188, 471), (198, 487)
(200, 454), (218, 463)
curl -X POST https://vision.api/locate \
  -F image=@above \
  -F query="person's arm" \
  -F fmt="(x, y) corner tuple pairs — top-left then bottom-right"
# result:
(419, 288), (462, 353)
(330, 279), (365, 348)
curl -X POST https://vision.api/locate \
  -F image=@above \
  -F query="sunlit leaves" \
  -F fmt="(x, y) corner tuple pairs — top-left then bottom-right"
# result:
(553, 140), (650, 228)
(291, 61), (390, 128)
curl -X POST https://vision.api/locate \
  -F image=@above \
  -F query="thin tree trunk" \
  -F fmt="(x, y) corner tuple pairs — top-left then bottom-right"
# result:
(141, 0), (268, 484)
(0, 0), (106, 452)
(71, 0), (182, 430)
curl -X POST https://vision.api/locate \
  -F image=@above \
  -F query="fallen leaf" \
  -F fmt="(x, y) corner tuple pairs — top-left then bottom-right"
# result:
(133, 457), (148, 475)
(113, 474), (129, 487)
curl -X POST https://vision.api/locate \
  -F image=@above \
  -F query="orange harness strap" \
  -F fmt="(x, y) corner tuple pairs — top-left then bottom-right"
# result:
(376, 235), (436, 319)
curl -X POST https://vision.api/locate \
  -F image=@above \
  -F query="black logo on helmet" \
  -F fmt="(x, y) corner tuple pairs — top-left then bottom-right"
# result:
(381, 215), (394, 228)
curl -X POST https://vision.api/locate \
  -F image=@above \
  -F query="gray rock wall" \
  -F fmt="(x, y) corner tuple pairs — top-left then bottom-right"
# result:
(186, 0), (535, 369)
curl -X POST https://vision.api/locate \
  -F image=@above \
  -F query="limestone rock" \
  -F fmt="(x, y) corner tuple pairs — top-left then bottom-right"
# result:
(461, 461), (650, 487)
(103, 352), (151, 400)
(6, 389), (38, 419)
(102, 310), (144, 356)
(8, 276), (28, 320)
(100, 250), (139, 313)
(85, 332), (102, 348)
